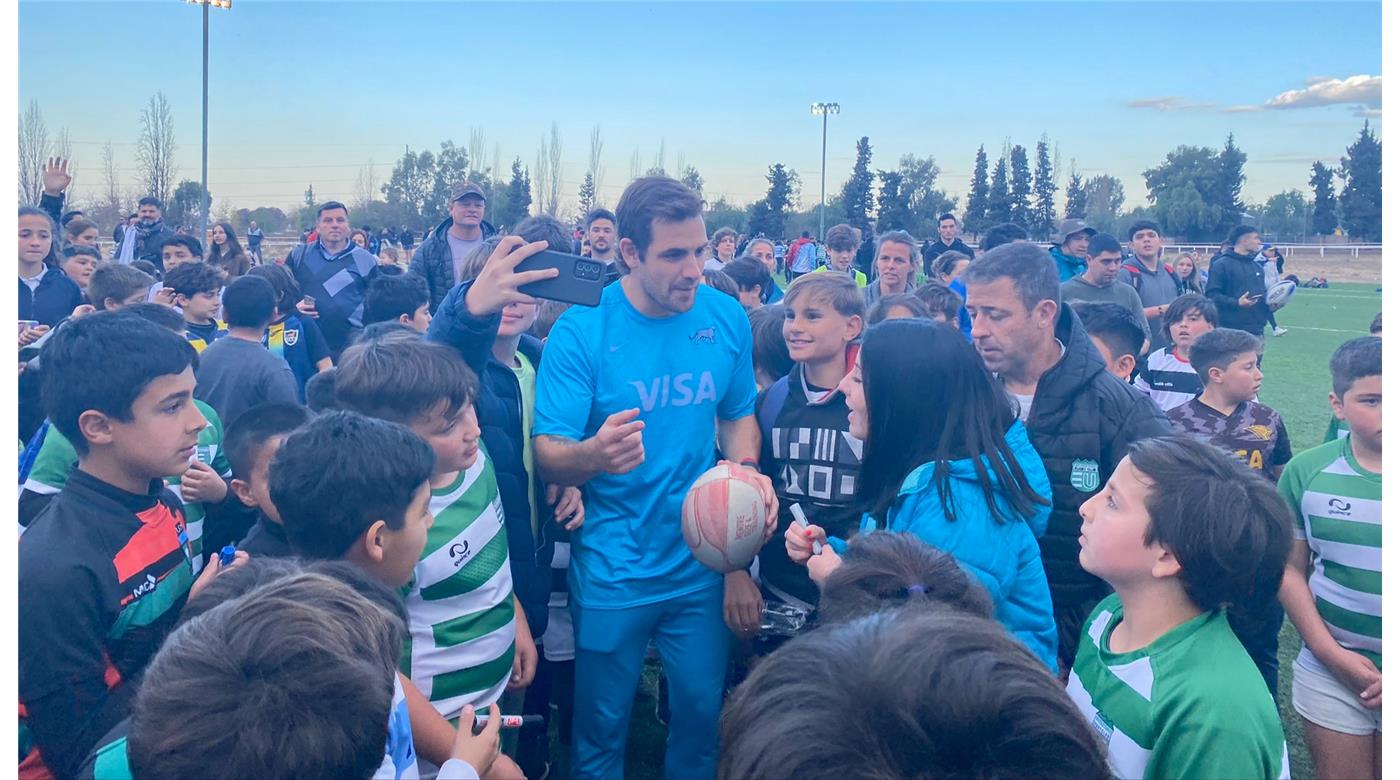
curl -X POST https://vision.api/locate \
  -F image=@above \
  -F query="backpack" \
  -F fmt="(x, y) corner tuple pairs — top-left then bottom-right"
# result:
(1123, 259), (1185, 297)
(757, 375), (791, 435)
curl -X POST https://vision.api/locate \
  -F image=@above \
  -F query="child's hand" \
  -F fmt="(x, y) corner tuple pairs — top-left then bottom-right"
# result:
(546, 484), (584, 531)
(18, 324), (49, 348)
(806, 547), (843, 584)
(451, 703), (502, 778)
(784, 520), (827, 564)
(1325, 648), (1382, 709)
(507, 615), (537, 690)
(154, 287), (177, 307)
(180, 460), (228, 504)
(188, 549), (250, 600)
(296, 296), (319, 319)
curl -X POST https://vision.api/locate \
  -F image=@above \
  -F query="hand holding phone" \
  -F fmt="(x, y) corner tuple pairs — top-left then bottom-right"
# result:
(464, 237), (561, 316)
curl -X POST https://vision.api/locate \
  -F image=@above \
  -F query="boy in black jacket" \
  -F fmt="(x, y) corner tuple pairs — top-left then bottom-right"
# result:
(1205, 225), (1269, 337)
(18, 311), (243, 780)
(751, 273), (866, 625)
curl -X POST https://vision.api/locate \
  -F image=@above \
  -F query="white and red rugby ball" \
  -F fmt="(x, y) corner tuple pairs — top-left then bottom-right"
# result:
(681, 463), (767, 573)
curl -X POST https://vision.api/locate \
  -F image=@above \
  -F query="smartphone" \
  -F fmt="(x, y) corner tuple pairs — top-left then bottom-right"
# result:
(517, 251), (607, 307)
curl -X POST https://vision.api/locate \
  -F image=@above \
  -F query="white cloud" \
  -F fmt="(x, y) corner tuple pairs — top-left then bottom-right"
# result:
(1261, 74), (1381, 110)
(1126, 96), (1215, 111)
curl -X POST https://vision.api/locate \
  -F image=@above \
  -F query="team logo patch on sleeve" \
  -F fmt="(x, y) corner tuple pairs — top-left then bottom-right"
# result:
(283, 327), (300, 347)
(1070, 458), (1102, 492)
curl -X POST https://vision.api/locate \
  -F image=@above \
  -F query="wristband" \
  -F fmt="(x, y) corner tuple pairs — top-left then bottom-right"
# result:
(738, 458), (759, 471)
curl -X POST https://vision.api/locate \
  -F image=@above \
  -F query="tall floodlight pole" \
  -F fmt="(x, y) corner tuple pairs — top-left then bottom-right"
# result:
(188, 0), (232, 247)
(811, 102), (840, 238)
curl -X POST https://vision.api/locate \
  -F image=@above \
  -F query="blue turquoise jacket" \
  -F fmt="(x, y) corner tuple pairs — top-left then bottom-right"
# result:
(1050, 245), (1086, 283)
(830, 421), (1059, 669)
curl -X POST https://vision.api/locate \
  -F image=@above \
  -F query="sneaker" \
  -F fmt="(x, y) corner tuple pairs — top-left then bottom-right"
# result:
(1273, 326), (1288, 336)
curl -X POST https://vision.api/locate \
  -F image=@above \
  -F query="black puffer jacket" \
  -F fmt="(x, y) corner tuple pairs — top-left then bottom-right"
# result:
(409, 217), (498, 314)
(1204, 250), (1270, 335)
(1022, 304), (1172, 667)
(426, 278), (553, 638)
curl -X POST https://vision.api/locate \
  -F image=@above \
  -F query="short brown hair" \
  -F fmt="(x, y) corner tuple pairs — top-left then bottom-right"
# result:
(128, 572), (402, 780)
(824, 224), (859, 252)
(617, 176), (704, 259)
(335, 333), (479, 425)
(785, 273), (863, 318)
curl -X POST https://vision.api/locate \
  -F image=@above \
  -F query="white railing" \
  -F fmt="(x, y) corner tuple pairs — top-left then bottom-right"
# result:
(1161, 244), (1383, 259)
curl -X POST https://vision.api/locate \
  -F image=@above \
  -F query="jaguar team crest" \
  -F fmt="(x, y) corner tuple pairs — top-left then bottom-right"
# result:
(1070, 458), (1101, 492)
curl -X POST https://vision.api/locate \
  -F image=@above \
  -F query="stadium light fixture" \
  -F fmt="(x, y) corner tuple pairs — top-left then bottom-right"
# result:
(811, 103), (840, 237)
(187, 0), (233, 246)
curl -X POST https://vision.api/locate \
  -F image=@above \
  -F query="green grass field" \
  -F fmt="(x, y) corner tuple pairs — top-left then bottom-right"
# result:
(539, 282), (1382, 780)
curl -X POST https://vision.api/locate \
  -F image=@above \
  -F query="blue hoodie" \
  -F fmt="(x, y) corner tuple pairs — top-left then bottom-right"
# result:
(830, 421), (1059, 669)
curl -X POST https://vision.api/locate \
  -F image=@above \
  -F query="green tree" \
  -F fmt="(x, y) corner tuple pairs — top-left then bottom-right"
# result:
(875, 170), (911, 231)
(237, 206), (288, 234)
(1309, 162), (1339, 236)
(986, 156), (1011, 226)
(680, 166), (704, 198)
(749, 164), (799, 238)
(577, 172), (596, 224)
(896, 154), (956, 237)
(1083, 175), (1125, 233)
(1008, 145), (1032, 228)
(1143, 145), (1224, 241)
(964, 145), (990, 235)
(1211, 133), (1247, 233)
(426, 141), (471, 223)
(502, 158), (532, 230)
(1064, 168), (1087, 219)
(382, 147), (436, 228)
(838, 136), (875, 234)
(167, 180), (211, 231)
(705, 196), (749, 235)
(1260, 190), (1311, 241)
(1030, 139), (1057, 240)
(1339, 120), (1381, 241)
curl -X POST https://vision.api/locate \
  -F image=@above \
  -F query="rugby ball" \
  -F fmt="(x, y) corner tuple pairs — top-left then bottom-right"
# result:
(1266, 280), (1297, 312)
(681, 463), (767, 573)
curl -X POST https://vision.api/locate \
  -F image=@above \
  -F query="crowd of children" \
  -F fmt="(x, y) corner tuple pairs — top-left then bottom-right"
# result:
(15, 172), (1383, 780)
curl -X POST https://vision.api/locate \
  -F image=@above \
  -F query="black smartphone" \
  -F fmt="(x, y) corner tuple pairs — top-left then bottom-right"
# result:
(517, 250), (607, 307)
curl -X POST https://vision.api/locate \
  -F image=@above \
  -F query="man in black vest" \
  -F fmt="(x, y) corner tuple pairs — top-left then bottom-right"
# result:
(963, 242), (1171, 673)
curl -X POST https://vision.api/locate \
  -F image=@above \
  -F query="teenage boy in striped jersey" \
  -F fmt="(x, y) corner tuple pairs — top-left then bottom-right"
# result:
(1069, 436), (1291, 780)
(333, 330), (535, 774)
(1278, 336), (1382, 780)
(1134, 294), (1216, 412)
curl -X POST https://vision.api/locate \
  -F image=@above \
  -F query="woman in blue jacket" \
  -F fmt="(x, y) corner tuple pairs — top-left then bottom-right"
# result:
(786, 318), (1059, 669)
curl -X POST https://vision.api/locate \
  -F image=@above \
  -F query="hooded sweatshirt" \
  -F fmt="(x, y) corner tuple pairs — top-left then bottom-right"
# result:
(827, 421), (1058, 670)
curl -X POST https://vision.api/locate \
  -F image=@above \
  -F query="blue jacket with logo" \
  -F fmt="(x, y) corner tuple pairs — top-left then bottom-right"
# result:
(830, 421), (1058, 670)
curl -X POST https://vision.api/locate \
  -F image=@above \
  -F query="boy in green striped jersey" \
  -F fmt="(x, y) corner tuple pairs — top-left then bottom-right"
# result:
(1279, 336), (1382, 780)
(1069, 437), (1292, 780)
(335, 329), (536, 769)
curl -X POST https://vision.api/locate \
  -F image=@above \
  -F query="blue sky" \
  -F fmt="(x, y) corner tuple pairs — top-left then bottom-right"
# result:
(19, 1), (1382, 215)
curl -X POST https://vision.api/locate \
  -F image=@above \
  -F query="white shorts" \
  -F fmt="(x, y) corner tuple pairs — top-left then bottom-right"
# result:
(1292, 655), (1382, 736)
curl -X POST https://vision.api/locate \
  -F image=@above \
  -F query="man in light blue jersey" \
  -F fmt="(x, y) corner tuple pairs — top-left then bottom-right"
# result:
(533, 176), (778, 780)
